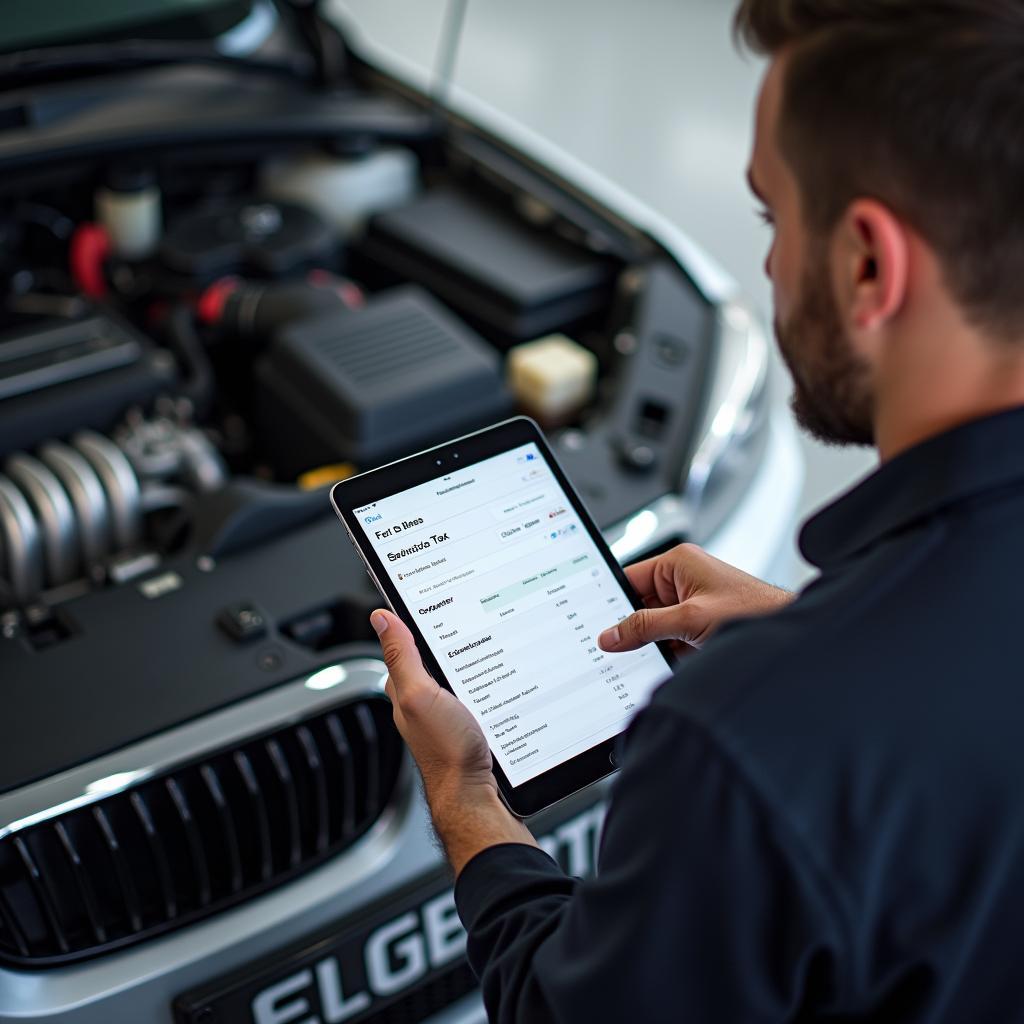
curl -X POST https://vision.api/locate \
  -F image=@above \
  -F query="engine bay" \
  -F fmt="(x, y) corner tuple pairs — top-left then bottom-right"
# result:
(0, 52), (716, 794)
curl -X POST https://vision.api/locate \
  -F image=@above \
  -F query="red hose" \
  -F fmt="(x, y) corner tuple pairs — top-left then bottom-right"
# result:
(69, 223), (111, 299)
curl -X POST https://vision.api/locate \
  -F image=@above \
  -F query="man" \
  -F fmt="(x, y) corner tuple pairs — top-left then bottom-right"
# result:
(370, 1), (1024, 1019)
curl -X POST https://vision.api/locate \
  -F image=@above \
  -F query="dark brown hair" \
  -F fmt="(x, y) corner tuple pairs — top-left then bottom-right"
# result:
(735, 0), (1024, 338)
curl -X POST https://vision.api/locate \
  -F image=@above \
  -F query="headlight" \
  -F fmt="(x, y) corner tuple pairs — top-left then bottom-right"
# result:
(684, 300), (772, 541)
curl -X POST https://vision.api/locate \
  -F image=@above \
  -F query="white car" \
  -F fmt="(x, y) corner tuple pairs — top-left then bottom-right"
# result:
(0, 2), (802, 1022)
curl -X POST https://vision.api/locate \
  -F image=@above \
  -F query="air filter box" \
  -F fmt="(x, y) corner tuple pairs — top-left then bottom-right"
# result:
(356, 187), (618, 343)
(256, 285), (513, 476)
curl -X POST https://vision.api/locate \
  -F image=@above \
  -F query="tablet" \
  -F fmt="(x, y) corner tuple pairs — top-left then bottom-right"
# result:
(330, 417), (674, 816)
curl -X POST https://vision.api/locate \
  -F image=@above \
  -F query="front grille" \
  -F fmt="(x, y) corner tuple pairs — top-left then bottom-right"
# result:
(0, 695), (403, 966)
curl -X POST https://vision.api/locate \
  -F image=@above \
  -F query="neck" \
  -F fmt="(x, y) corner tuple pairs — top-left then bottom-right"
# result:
(874, 337), (1024, 461)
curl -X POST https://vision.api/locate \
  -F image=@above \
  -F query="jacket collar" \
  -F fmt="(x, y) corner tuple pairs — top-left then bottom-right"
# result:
(799, 406), (1024, 568)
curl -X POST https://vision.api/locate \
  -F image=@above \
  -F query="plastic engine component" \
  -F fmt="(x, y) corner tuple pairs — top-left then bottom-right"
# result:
(160, 199), (336, 282)
(255, 285), (514, 475)
(358, 186), (618, 342)
(507, 333), (598, 427)
(260, 147), (419, 237)
(0, 314), (176, 459)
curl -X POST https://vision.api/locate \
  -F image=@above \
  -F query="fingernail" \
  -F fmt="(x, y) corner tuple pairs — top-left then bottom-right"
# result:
(370, 612), (389, 636)
(599, 626), (619, 648)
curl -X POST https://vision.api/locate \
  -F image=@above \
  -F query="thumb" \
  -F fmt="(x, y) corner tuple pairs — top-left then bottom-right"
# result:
(370, 609), (430, 694)
(598, 604), (698, 653)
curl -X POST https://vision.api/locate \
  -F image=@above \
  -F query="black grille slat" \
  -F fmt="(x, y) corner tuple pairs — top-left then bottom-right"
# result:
(12, 836), (69, 954)
(92, 807), (143, 934)
(53, 822), (107, 945)
(296, 726), (329, 855)
(233, 751), (273, 882)
(353, 704), (381, 823)
(0, 887), (30, 957)
(264, 739), (302, 869)
(165, 778), (212, 909)
(200, 765), (243, 895)
(325, 712), (357, 840)
(0, 692), (402, 966)
(129, 792), (178, 921)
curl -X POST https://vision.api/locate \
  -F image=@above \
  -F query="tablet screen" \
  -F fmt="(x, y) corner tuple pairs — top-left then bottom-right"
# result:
(354, 441), (672, 787)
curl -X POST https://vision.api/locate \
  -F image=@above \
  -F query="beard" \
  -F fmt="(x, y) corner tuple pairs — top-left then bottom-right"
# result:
(774, 249), (875, 448)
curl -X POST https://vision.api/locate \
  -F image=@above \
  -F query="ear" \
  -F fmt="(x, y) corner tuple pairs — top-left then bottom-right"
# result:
(832, 198), (910, 338)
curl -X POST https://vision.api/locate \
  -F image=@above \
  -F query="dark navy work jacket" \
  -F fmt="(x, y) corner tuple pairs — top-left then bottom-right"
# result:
(455, 407), (1024, 1022)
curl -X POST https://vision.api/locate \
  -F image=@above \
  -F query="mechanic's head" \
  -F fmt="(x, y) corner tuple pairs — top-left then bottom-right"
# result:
(736, 0), (1024, 454)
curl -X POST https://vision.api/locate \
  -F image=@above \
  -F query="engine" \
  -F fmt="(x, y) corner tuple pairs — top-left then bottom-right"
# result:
(0, 156), (480, 611)
(0, 137), (715, 655)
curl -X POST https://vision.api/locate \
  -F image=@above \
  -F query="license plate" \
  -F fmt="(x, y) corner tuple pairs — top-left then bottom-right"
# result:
(175, 797), (606, 1024)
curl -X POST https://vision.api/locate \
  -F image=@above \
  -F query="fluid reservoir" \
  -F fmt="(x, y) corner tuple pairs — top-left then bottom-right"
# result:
(260, 148), (419, 237)
(95, 166), (162, 261)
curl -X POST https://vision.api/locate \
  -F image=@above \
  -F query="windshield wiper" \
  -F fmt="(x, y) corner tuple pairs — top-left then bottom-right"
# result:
(0, 40), (315, 93)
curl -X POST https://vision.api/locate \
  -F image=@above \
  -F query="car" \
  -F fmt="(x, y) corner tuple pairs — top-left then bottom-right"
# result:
(0, 1), (803, 1021)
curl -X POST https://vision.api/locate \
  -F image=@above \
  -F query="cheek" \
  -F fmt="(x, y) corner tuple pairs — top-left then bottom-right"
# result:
(763, 235), (776, 282)
(767, 228), (799, 322)
(765, 239), (787, 319)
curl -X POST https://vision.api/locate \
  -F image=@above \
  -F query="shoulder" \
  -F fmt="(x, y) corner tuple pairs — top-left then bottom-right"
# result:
(650, 589), (828, 730)
(646, 562), (915, 791)
(652, 525), (948, 737)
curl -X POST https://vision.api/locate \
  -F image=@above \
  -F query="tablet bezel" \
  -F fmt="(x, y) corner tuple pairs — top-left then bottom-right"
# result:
(330, 416), (675, 817)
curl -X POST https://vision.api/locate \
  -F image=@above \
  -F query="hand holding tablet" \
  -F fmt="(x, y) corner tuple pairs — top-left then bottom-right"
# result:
(331, 417), (675, 817)
(367, 606), (539, 873)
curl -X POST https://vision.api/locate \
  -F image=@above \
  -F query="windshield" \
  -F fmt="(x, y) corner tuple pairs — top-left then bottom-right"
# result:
(0, 0), (255, 52)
